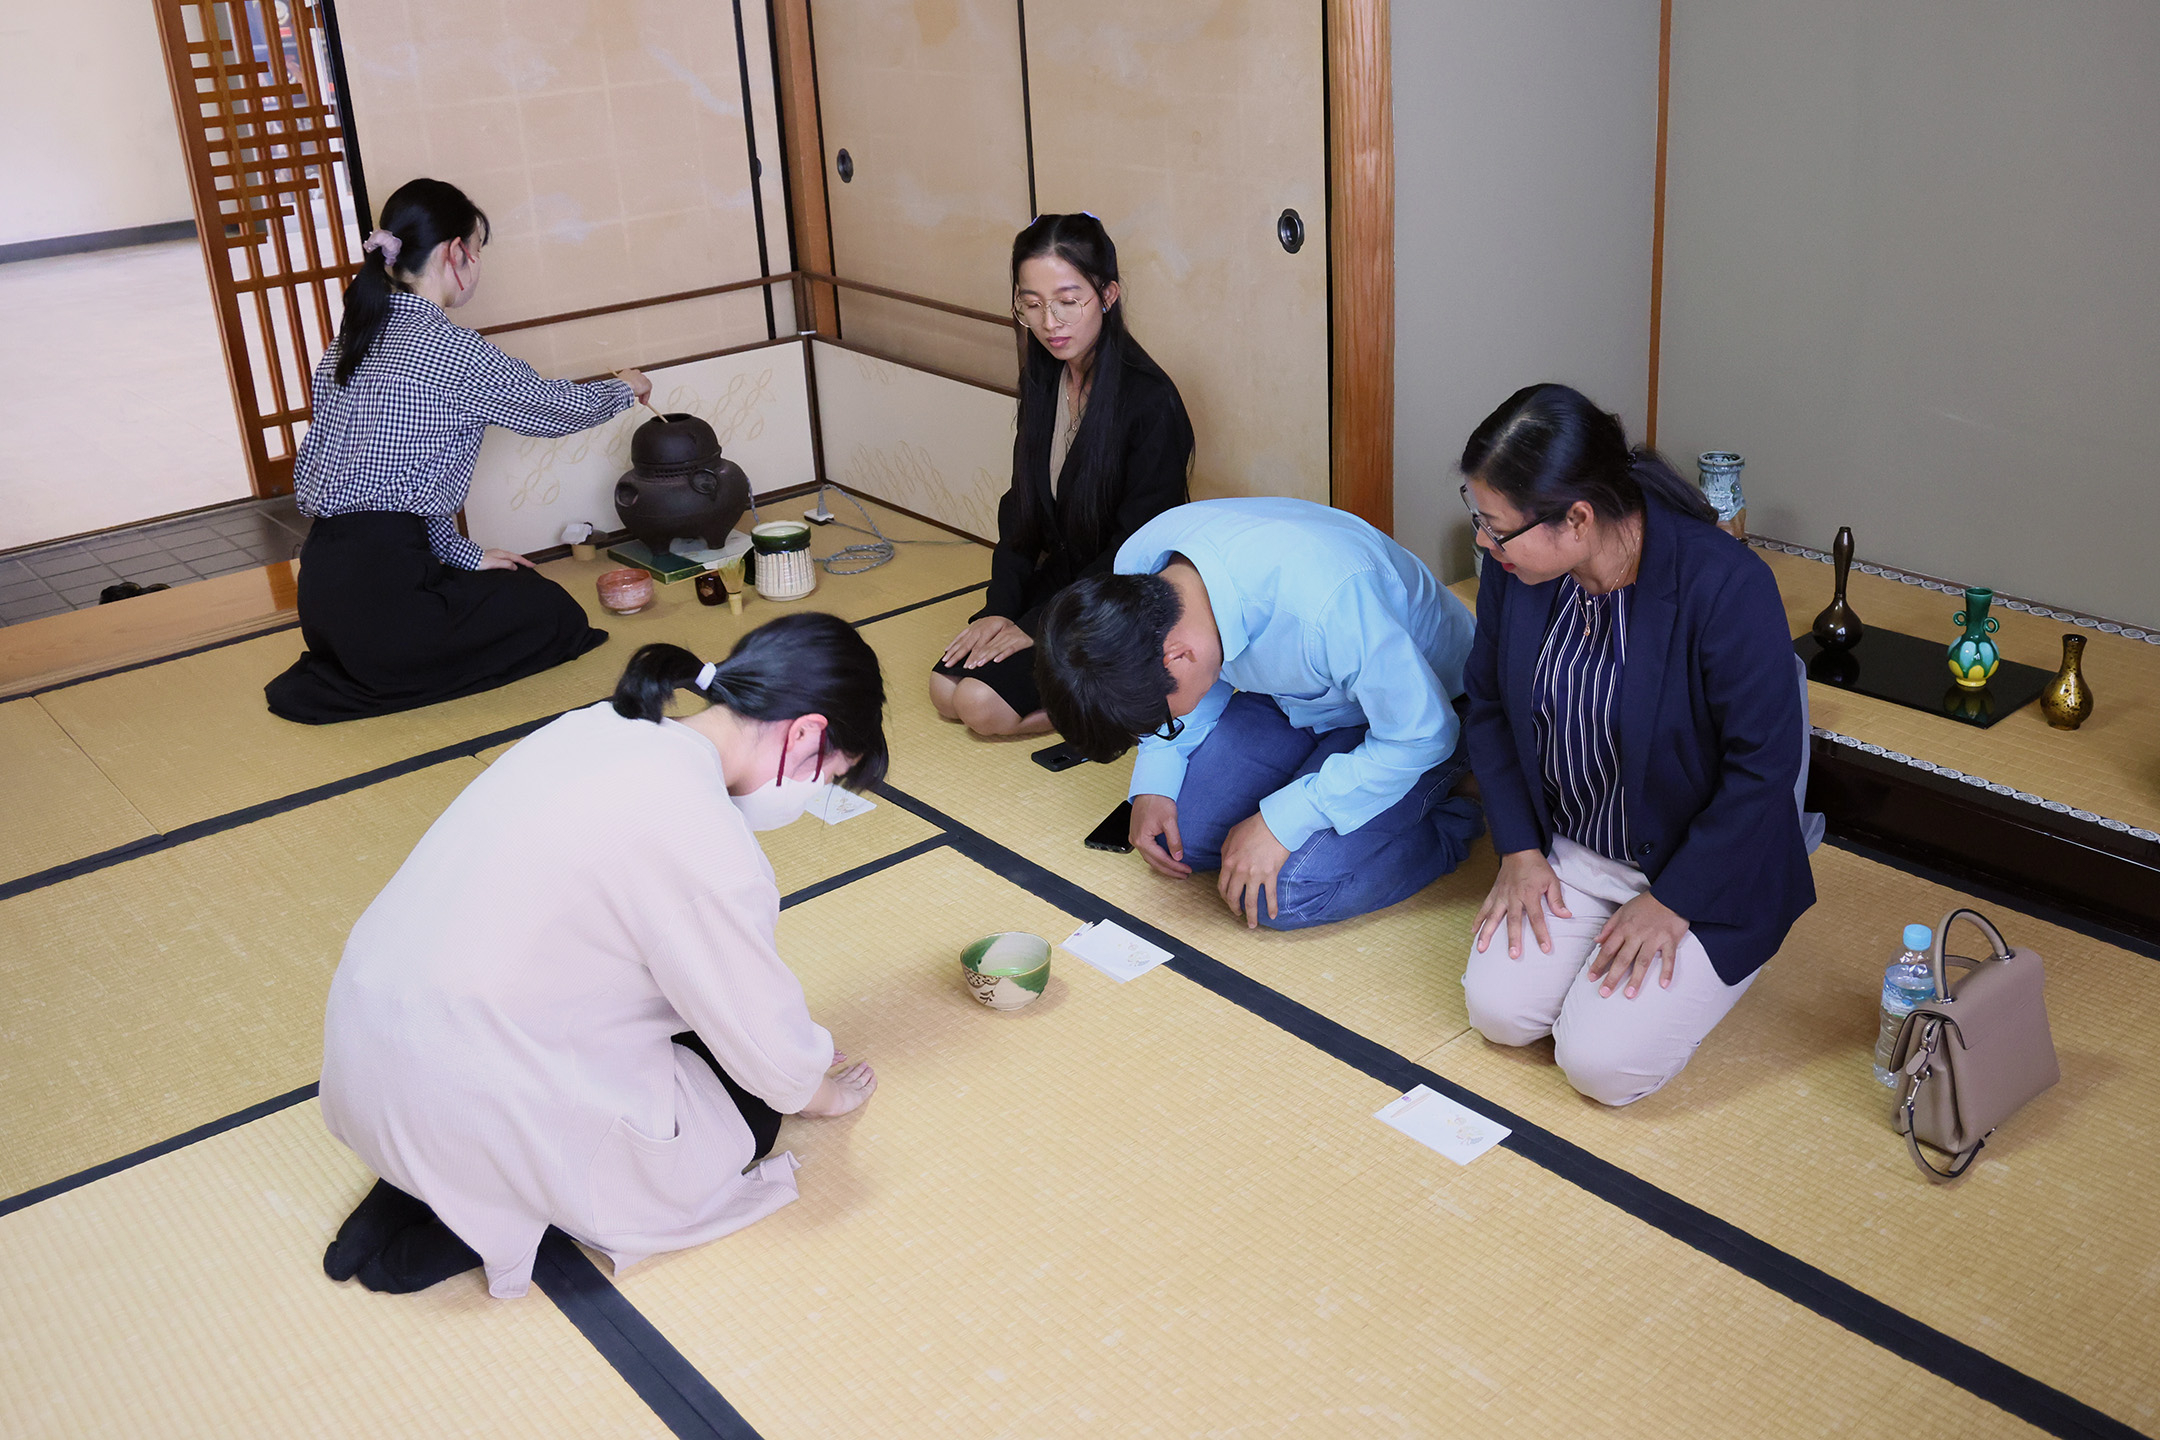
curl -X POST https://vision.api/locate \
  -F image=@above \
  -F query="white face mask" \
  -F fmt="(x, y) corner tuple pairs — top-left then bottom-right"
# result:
(729, 730), (829, 831)
(730, 776), (825, 831)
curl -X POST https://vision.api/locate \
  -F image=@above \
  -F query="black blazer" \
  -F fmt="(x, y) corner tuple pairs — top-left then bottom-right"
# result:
(1463, 498), (1816, 983)
(979, 357), (1192, 631)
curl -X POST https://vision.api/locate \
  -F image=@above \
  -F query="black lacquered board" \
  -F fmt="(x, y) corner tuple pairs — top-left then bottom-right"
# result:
(1794, 627), (2050, 728)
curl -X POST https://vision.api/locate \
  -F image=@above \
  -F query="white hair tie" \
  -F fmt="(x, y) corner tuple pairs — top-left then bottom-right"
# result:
(694, 662), (717, 692)
(361, 229), (403, 266)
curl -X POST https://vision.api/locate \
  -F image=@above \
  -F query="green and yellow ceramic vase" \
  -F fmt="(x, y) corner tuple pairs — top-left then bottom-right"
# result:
(1946, 587), (2002, 691)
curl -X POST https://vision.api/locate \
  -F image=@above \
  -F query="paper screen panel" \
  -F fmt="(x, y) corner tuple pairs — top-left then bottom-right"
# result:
(1025, 2), (1329, 504)
(466, 340), (815, 554)
(810, 0), (1031, 388)
(334, 0), (777, 378)
(810, 340), (1011, 541)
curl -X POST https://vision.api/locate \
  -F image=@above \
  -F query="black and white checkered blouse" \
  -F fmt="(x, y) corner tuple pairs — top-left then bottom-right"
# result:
(295, 292), (631, 569)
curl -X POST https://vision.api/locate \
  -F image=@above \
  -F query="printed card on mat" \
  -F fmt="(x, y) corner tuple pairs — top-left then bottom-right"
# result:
(1061, 920), (1173, 982)
(809, 786), (875, 825)
(1374, 1085), (1511, 1165)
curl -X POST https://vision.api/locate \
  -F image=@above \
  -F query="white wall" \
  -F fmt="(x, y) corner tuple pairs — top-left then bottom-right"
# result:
(0, 0), (193, 245)
(1392, 2), (1663, 582)
(1658, 0), (2160, 627)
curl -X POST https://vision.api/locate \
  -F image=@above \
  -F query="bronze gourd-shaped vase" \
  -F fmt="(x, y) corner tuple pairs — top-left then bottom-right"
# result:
(2042, 634), (2094, 730)
(1811, 526), (1864, 651)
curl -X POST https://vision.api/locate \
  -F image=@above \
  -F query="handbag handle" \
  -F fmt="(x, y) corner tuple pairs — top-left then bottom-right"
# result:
(1896, 1018), (1987, 1182)
(1929, 907), (2012, 1002)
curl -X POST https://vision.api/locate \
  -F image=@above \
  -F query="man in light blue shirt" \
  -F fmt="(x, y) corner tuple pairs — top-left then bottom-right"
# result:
(1035, 498), (1481, 929)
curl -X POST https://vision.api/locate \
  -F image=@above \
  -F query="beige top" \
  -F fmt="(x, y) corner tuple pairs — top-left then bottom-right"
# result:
(320, 701), (834, 1298)
(1048, 369), (1086, 499)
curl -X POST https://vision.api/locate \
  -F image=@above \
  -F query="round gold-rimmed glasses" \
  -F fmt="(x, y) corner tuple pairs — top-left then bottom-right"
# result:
(1014, 292), (1097, 327)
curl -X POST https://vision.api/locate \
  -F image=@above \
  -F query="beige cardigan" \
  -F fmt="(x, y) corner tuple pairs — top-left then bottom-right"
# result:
(321, 702), (833, 1297)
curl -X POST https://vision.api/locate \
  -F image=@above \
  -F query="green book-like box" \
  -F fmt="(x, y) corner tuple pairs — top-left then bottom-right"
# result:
(604, 539), (708, 584)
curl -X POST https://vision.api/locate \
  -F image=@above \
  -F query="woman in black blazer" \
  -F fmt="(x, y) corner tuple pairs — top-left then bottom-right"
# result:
(1457, 385), (1817, 1106)
(930, 214), (1193, 737)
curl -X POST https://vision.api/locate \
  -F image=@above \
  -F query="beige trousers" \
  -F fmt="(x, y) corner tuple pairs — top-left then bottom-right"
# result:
(1461, 837), (1757, 1106)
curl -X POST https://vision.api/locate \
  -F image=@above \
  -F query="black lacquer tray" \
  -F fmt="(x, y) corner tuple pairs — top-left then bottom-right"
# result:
(1793, 627), (2049, 728)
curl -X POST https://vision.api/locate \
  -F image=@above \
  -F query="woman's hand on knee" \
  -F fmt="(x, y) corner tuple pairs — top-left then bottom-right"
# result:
(1587, 893), (1691, 999)
(1474, 849), (1571, 958)
(797, 1055), (877, 1117)
(942, 616), (1027, 669)
(477, 548), (535, 571)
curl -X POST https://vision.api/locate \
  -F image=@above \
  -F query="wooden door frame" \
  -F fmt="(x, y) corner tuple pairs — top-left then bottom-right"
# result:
(1327, 0), (1393, 533)
(769, 0), (838, 338)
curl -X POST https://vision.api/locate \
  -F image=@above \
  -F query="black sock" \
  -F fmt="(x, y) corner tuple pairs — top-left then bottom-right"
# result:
(324, 1179), (432, 1282)
(356, 1215), (485, 1294)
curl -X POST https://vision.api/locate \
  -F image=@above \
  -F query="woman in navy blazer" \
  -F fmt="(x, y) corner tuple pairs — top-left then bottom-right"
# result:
(1457, 385), (1816, 1105)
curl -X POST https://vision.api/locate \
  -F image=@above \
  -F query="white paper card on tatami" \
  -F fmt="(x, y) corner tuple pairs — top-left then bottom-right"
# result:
(1061, 920), (1173, 982)
(1374, 1085), (1511, 1166)
(809, 786), (875, 825)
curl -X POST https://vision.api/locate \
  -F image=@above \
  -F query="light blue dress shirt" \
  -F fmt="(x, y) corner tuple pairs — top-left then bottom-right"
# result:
(1118, 498), (1476, 850)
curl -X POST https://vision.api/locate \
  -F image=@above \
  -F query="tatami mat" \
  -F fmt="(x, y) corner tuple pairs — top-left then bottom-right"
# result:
(0, 696), (153, 882)
(1761, 547), (2160, 831)
(1423, 841), (2160, 1428)
(0, 762), (482, 1201)
(31, 499), (988, 840)
(858, 592), (2160, 1428)
(862, 594), (1496, 1062)
(0, 1100), (669, 1439)
(610, 847), (2038, 1437)
(1, 763), (944, 1206)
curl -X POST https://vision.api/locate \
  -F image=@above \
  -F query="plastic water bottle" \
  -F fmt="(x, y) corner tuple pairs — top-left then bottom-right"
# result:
(1872, 924), (1938, 1086)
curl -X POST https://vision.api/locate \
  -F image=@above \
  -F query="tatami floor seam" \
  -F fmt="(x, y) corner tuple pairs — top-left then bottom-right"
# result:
(0, 580), (992, 901)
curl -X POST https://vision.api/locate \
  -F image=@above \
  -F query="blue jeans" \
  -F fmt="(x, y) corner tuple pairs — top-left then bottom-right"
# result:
(1164, 692), (1483, 930)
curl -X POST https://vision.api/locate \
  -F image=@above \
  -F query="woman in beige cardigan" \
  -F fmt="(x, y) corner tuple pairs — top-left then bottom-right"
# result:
(319, 615), (885, 1297)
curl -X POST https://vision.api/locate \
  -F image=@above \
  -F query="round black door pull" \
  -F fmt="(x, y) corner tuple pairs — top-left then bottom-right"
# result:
(836, 149), (854, 183)
(1277, 208), (1305, 254)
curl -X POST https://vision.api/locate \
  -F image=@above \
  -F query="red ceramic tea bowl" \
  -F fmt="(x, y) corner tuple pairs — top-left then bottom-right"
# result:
(596, 567), (654, 614)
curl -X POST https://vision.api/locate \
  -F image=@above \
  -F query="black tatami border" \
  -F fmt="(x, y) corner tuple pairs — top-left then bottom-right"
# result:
(0, 581), (990, 902)
(867, 785), (2149, 1440)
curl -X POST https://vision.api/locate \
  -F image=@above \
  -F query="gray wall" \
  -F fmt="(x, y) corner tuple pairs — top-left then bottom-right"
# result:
(1657, 0), (2160, 627)
(1392, 1), (1662, 582)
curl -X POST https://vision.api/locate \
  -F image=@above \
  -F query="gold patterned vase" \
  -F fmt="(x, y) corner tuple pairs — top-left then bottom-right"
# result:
(2041, 634), (2094, 730)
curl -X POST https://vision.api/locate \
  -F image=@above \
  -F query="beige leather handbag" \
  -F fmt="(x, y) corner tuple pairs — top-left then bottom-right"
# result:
(1889, 907), (2060, 1181)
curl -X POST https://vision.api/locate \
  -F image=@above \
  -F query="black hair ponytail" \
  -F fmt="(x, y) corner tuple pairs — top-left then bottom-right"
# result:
(334, 178), (490, 387)
(1008, 213), (1180, 560)
(609, 613), (890, 791)
(1460, 383), (1716, 527)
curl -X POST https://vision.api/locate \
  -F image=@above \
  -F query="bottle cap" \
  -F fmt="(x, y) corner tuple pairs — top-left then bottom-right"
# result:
(1903, 924), (1933, 952)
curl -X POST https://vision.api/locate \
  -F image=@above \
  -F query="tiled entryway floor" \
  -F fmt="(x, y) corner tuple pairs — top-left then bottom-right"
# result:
(0, 497), (310, 627)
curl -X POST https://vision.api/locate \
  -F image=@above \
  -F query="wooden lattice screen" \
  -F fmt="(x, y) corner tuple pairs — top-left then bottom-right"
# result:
(154, 0), (365, 497)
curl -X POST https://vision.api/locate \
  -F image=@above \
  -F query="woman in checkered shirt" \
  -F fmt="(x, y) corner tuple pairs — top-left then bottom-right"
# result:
(265, 178), (652, 723)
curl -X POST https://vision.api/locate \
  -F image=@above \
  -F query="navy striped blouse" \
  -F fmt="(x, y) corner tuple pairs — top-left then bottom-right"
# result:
(1532, 577), (1632, 863)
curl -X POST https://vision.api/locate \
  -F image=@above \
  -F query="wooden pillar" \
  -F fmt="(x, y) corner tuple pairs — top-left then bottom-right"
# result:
(1327, 0), (1394, 533)
(1645, 0), (1673, 446)
(770, 0), (838, 336)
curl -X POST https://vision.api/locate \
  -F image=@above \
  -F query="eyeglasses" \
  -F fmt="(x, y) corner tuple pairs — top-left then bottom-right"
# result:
(1014, 292), (1097, 327)
(1459, 483), (1562, 551)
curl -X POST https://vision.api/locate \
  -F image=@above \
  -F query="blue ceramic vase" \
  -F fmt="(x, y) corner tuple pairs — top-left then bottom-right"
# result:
(1946, 587), (2002, 691)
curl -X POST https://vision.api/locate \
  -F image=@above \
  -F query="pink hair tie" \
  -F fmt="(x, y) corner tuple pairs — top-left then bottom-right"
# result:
(362, 229), (403, 266)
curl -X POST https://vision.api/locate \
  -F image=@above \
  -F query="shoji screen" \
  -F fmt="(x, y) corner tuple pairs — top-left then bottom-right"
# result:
(334, 0), (789, 380)
(1025, 2), (1330, 504)
(808, 0), (1033, 390)
(1657, 0), (2160, 627)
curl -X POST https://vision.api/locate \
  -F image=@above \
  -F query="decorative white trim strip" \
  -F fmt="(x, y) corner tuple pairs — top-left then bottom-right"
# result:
(1811, 725), (2160, 843)
(1751, 536), (2160, 645)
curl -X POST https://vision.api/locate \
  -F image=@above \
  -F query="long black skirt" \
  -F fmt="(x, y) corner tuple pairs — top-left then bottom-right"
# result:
(265, 512), (607, 724)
